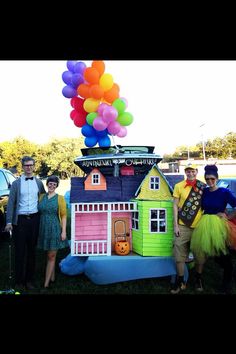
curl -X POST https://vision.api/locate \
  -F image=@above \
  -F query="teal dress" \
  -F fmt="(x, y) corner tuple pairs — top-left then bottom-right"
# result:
(37, 194), (69, 251)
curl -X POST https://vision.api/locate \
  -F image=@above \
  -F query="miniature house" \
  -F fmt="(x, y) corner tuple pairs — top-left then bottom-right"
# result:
(70, 146), (183, 258)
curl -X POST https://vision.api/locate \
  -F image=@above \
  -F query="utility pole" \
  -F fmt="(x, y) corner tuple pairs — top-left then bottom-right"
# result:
(199, 123), (206, 162)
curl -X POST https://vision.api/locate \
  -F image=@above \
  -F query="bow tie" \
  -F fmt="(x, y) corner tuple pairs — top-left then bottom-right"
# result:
(184, 179), (197, 191)
(25, 177), (34, 181)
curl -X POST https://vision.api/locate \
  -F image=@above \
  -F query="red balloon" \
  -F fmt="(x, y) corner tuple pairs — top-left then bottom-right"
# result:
(73, 111), (87, 127)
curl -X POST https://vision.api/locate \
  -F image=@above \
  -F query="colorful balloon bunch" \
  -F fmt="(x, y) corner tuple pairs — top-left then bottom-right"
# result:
(62, 60), (134, 147)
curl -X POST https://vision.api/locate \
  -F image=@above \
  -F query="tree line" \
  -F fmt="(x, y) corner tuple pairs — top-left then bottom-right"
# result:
(0, 132), (235, 177)
(0, 136), (85, 178)
(163, 132), (236, 162)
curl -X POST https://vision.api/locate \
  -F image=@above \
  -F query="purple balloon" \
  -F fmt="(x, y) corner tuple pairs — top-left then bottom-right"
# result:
(66, 60), (77, 72)
(74, 61), (86, 75)
(62, 71), (73, 85)
(62, 85), (77, 98)
(71, 73), (84, 89)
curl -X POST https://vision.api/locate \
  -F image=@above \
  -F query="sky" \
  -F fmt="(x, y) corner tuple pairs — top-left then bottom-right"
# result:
(0, 60), (235, 156)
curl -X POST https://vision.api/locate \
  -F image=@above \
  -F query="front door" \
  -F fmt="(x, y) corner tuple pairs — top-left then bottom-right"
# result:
(111, 217), (130, 252)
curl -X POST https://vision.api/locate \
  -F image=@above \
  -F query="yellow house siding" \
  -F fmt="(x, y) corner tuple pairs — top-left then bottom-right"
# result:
(136, 167), (173, 200)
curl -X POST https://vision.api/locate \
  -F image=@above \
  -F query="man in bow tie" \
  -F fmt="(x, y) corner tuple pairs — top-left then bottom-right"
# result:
(170, 163), (206, 294)
(5, 156), (45, 291)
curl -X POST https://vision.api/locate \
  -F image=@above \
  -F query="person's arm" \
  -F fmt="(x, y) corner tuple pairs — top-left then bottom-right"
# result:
(173, 197), (180, 237)
(60, 215), (67, 241)
(5, 181), (17, 232)
(58, 195), (67, 240)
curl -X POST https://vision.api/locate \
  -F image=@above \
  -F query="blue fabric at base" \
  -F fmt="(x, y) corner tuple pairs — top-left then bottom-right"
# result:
(59, 253), (88, 275)
(59, 253), (188, 285)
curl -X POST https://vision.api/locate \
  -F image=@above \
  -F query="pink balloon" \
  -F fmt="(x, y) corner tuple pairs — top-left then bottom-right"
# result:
(107, 121), (121, 135)
(97, 103), (109, 116)
(93, 116), (108, 131)
(102, 106), (118, 123)
(116, 126), (127, 137)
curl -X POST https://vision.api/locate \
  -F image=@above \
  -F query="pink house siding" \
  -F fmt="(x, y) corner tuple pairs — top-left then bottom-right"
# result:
(74, 213), (107, 254)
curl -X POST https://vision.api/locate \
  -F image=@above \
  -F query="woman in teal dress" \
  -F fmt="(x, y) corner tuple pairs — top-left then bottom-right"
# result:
(37, 175), (69, 288)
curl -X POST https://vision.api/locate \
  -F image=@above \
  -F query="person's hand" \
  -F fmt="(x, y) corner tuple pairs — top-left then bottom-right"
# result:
(174, 225), (180, 237)
(5, 224), (13, 233)
(61, 231), (66, 241)
(217, 212), (227, 219)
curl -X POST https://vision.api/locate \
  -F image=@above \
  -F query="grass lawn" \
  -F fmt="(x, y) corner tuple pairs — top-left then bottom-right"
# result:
(1, 232), (236, 295)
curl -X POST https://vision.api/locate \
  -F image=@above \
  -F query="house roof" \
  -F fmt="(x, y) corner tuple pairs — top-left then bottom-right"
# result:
(70, 175), (145, 203)
(134, 165), (176, 196)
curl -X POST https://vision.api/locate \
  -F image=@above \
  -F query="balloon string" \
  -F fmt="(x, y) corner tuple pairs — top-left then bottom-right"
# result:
(111, 135), (120, 154)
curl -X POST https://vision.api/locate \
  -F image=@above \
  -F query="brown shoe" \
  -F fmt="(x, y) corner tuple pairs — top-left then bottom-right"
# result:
(170, 282), (186, 294)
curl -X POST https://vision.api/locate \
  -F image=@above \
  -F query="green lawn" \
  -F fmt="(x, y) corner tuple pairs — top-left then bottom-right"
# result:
(1, 233), (236, 295)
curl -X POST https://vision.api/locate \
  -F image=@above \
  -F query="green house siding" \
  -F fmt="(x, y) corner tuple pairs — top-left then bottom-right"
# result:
(132, 200), (174, 256)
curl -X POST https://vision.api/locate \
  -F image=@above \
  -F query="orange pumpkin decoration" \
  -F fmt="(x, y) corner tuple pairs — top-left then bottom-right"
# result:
(114, 240), (130, 256)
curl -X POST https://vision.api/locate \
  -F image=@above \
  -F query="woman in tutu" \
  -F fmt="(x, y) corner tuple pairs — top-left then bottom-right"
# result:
(190, 165), (236, 294)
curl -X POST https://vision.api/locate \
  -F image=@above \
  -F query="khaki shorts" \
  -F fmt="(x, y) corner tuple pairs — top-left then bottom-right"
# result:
(173, 224), (193, 262)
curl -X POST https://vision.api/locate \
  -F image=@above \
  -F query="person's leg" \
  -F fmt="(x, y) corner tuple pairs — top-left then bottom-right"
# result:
(171, 225), (191, 294)
(14, 219), (27, 285)
(25, 216), (39, 285)
(44, 250), (57, 288)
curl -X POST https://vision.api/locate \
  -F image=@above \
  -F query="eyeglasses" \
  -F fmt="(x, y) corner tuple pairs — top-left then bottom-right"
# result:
(205, 177), (216, 181)
(23, 164), (34, 167)
(47, 182), (58, 187)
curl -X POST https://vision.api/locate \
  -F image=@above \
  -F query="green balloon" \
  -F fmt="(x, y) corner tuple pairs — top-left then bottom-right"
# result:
(86, 112), (97, 126)
(117, 112), (134, 126)
(112, 98), (126, 114)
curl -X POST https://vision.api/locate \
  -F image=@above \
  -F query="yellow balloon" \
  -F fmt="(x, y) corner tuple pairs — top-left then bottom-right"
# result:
(83, 98), (100, 113)
(99, 73), (114, 92)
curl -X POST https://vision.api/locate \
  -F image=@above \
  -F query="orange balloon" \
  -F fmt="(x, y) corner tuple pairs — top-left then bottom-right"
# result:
(103, 85), (119, 103)
(92, 61), (105, 76)
(113, 83), (120, 92)
(84, 67), (100, 85)
(77, 84), (91, 99)
(89, 84), (104, 100)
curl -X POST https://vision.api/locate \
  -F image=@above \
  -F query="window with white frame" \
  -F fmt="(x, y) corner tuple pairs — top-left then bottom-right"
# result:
(149, 176), (160, 190)
(132, 211), (139, 230)
(150, 208), (166, 233)
(92, 173), (100, 185)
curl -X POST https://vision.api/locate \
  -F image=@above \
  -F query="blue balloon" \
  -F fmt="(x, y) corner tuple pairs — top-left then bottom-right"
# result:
(96, 129), (108, 138)
(62, 71), (73, 85)
(81, 124), (96, 137)
(74, 61), (86, 75)
(66, 60), (77, 72)
(62, 85), (77, 98)
(98, 135), (111, 147)
(85, 136), (98, 147)
(71, 73), (84, 89)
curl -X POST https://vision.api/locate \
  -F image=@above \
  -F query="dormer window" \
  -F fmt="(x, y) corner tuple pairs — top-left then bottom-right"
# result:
(92, 173), (100, 185)
(149, 176), (159, 190)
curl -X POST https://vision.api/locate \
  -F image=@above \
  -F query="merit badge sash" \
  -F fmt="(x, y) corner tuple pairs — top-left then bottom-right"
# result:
(178, 180), (205, 227)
